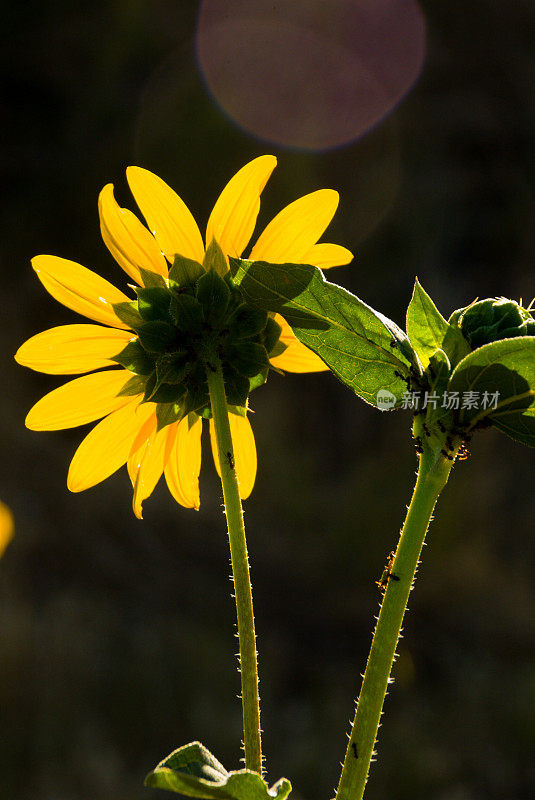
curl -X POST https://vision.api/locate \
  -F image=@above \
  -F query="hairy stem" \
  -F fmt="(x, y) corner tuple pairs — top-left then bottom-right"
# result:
(205, 358), (262, 774)
(336, 444), (454, 800)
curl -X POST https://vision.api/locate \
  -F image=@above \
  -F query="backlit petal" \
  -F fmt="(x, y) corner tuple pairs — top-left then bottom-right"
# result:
(67, 399), (155, 492)
(206, 155), (277, 258)
(269, 314), (327, 373)
(0, 501), (14, 558)
(15, 324), (133, 375)
(126, 167), (205, 263)
(32, 255), (131, 329)
(26, 369), (136, 431)
(209, 413), (257, 500)
(127, 414), (169, 519)
(99, 183), (168, 284)
(249, 189), (339, 263)
(301, 242), (354, 269)
(164, 415), (202, 510)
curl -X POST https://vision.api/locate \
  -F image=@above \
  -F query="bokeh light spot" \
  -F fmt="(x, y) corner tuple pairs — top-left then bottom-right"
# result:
(196, 0), (426, 151)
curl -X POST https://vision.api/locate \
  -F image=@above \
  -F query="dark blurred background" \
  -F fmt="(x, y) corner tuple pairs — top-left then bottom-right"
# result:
(2, 2), (535, 799)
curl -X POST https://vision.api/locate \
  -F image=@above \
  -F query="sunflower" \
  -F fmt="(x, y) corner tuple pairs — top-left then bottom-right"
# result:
(16, 156), (353, 517)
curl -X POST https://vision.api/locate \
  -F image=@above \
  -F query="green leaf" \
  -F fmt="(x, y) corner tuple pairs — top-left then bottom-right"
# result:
(140, 268), (168, 288)
(145, 742), (291, 800)
(230, 258), (416, 408)
(112, 300), (143, 329)
(112, 340), (154, 375)
(169, 254), (204, 288)
(491, 406), (535, 447)
(449, 337), (535, 440)
(137, 321), (176, 353)
(136, 287), (173, 322)
(204, 239), (228, 277)
(406, 279), (469, 369)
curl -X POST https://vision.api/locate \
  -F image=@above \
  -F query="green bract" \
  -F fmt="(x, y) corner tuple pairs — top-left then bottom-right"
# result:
(110, 244), (284, 429)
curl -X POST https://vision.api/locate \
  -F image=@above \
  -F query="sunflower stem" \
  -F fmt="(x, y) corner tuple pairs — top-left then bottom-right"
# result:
(205, 357), (263, 775)
(335, 441), (455, 800)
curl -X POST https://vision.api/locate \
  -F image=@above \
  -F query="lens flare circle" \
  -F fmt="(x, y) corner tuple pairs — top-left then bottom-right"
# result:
(196, 0), (426, 151)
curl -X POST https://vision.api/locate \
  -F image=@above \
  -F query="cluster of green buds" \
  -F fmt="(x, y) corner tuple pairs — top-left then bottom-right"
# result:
(450, 297), (535, 350)
(111, 241), (285, 428)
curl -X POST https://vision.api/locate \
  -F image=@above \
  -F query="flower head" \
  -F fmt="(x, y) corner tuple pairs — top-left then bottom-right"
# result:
(16, 156), (353, 517)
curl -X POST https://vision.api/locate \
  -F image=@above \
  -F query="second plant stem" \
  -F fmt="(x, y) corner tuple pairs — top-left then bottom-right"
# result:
(336, 441), (455, 800)
(206, 356), (262, 775)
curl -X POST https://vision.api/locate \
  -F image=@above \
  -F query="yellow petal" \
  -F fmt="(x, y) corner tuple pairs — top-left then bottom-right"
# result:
(206, 155), (277, 258)
(0, 501), (14, 558)
(67, 399), (155, 492)
(126, 167), (205, 263)
(249, 189), (340, 263)
(301, 242), (354, 269)
(26, 369), (136, 431)
(269, 314), (327, 373)
(32, 255), (132, 329)
(209, 413), (257, 500)
(99, 183), (168, 284)
(164, 415), (202, 510)
(15, 324), (133, 375)
(127, 414), (169, 519)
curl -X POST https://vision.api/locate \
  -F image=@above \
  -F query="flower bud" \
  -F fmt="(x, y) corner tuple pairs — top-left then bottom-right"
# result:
(450, 298), (535, 349)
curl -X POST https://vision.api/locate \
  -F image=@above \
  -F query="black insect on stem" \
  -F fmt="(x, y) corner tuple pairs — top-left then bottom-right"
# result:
(351, 742), (358, 759)
(226, 451), (235, 470)
(376, 551), (400, 593)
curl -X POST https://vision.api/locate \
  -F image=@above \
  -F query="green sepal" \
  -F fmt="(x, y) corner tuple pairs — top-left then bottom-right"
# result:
(117, 373), (147, 397)
(156, 402), (185, 432)
(144, 742), (292, 800)
(139, 268), (167, 289)
(223, 369), (250, 407)
(112, 340), (154, 375)
(137, 320), (176, 354)
(156, 354), (191, 385)
(169, 254), (204, 289)
(171, 294), (205, 333)
(230, 307), (268, 339)
(449, 336), (535, 443)
(262, 317), (282, 355)
(424, 348), (453, 430)
(226, 342), (269, 378)
(112, 300), (143, 329)
(249, 368), (268, 392)
(228, 404), (247, 417)
(203, 238), (228, 277)
(196, 269), (231, 325)
(230, 257), (416, 408)
(136, 287), (173, 323)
